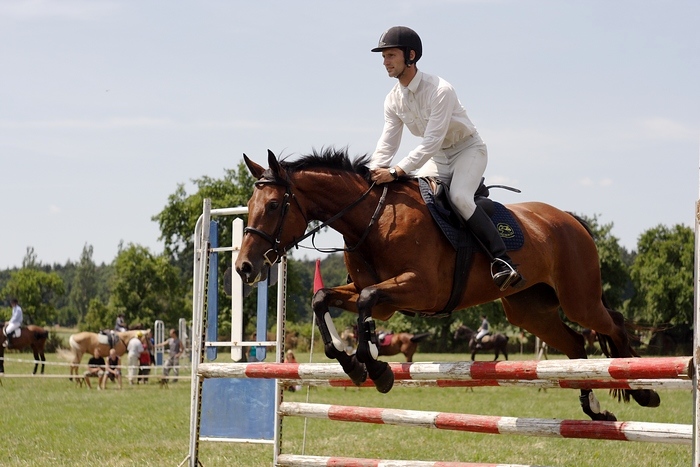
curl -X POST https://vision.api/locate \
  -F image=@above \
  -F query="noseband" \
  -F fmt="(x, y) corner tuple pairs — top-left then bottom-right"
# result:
(243, 176), (387, 266)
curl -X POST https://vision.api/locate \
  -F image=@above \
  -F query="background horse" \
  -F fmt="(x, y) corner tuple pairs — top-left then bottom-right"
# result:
(453, 325), (508, 361)
(0, 324), (49, 374)
(64, 329), (149, 378)
(235, 148), (660, 422)
(376, 332), (431, 362)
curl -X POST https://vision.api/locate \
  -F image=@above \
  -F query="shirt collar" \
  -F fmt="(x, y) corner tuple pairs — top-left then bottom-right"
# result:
(403, 70), (423, 94)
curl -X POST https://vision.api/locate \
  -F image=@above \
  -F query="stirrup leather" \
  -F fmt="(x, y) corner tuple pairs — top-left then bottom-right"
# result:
(490, 258), (520, 291)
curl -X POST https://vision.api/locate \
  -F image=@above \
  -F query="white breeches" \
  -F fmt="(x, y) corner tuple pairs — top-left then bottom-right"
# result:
(5, 322), (20, 336)
(414, 136), (488, 221)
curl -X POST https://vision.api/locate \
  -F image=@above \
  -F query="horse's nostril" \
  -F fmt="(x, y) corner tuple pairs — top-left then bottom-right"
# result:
(237, 261), (252, 277)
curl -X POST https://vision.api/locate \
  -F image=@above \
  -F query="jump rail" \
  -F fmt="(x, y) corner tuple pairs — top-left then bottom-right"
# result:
(280, 402), (691, 445)
(198, 357), (693, 382)
(276, 454), (543, 467)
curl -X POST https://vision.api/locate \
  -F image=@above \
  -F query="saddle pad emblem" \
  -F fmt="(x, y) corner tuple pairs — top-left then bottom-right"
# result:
(497, 223), (515, 239)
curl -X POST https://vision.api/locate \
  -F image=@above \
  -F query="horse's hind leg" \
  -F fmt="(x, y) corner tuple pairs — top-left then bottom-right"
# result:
(502, 288), (617, 421)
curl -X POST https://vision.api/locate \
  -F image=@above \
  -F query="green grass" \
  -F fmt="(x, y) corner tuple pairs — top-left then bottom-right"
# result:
(0, 352), (693, 466)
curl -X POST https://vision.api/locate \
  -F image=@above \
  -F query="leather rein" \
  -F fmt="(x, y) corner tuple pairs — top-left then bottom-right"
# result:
(243, 175), (389, 266)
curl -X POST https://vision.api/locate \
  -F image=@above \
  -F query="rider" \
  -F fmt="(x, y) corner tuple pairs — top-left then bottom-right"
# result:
(115, 313), (127, 332)
(368, 26), (521, 290)
(475, 314), (490, 349)
(3, 298), (23, 348)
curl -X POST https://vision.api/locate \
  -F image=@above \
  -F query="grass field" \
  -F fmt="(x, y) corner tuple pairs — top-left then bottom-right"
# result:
(0, 351), (693, 467)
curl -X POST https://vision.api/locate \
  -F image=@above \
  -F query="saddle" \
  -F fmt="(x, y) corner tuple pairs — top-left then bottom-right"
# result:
(377, 333), (393, 347)
(417, 178), (525, 317)
(98, 330), (120, 348)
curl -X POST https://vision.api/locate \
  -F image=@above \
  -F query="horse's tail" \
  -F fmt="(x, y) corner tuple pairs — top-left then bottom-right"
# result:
(410, 332), (431, 343)
(56, 348), (75, 362)
(35, 329), (49, 340)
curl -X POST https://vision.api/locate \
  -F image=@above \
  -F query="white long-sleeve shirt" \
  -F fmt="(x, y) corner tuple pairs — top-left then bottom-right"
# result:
(9, 304), (22, 325)
(371, 71), (478, 173)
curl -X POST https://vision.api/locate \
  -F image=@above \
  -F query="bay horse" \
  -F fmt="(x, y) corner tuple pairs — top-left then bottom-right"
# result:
(235, 148), (659, 421)
(0, 324), (49, 374)
(66, 329), (149, 378)
(453, 325), (508, 361)
(377, 332), (431, 362)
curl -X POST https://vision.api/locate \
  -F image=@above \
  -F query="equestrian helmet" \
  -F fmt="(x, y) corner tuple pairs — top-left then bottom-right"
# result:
(371, 26), (422, 64)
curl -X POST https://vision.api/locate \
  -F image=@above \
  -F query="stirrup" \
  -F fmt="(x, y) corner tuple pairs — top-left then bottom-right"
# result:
(490, 258), (521, 291)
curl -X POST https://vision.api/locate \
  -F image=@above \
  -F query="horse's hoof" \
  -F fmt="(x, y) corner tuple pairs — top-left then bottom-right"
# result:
(368, 361), (394, 393)
(632, 389), (661, 408)
(598, 410), (617, 421)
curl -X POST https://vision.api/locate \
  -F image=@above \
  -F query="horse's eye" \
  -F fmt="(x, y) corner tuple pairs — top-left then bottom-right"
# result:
(268, 201), (279, 211)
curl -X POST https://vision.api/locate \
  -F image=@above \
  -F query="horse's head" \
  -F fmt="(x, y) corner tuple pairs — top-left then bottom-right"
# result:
(236, 150), (310, 285)
(453, 325), (473, 341)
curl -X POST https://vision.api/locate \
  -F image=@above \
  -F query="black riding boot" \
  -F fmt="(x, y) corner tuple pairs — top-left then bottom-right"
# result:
(466, 205), (522, 290)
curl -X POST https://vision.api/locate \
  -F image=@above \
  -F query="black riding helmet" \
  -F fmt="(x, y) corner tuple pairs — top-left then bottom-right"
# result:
(371, 26), (422, 65)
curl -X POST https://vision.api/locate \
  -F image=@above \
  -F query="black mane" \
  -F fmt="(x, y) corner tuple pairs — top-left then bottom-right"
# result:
(280, 147), (372, 182)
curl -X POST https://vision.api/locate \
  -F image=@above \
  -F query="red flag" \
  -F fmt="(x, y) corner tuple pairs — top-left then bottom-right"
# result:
(313, 259), (325, 293)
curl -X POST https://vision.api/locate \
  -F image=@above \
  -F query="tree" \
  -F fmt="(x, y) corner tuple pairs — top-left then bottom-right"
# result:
(109, 244), (187, 329)
(1, 268), (65, 325)
(68, 244), (99, 326)
(628, 224), (694, 330)
(574, 213), (631, 310)
(153, 162), (256, 269)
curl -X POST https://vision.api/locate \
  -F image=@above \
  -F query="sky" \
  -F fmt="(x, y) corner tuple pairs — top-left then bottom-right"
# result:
(1, 0), (698, 269)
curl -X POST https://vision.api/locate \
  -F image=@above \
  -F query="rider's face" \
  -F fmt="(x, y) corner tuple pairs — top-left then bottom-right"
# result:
(381, 48), (407, 79)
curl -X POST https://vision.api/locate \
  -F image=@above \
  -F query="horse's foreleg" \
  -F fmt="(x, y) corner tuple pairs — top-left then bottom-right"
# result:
(355, 287), (394, 393)
(312, 288), (367, 386)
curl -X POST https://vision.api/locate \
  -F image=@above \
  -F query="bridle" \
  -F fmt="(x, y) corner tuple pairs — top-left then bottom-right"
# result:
(243, 175), (388, 267)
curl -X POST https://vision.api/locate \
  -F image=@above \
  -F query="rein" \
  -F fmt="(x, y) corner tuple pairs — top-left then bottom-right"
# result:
(244, 177), (388, 265)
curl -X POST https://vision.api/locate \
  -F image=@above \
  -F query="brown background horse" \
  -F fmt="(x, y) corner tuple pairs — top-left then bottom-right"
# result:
(64, 329), (149, 377)
(235, 148), (660, 422)
(0, 324), (50, 374)
(377, 332), (431, 362)
(453, 325), (508, 361)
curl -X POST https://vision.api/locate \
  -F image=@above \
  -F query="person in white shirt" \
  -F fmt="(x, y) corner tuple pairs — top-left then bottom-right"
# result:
(368, 26), (521, 291)
(126, 332), (144, 385)
(3, 298), (23, 348)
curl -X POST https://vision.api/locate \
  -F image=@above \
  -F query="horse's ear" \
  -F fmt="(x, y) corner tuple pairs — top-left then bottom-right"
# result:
(267, 149), (283, 177)
(243, 153), (265, 179)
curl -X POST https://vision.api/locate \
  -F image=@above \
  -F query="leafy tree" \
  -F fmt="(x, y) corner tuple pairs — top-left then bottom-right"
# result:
(574, 213), (631, 310)
(153, 162), (256, 269)
(109, 244), (187, 329)
(628, 224), (694, 330)
(0, 268), (65, 325)
(68, 244), (98, 326)
(81, 298), (111, 331)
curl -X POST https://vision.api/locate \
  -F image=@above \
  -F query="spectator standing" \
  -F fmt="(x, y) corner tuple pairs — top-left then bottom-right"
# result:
(126, 332), (144, 385)
(155, 329), (183, 383)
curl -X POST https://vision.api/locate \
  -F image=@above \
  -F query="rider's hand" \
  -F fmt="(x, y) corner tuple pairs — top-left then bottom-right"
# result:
(370, 167), (404, 184)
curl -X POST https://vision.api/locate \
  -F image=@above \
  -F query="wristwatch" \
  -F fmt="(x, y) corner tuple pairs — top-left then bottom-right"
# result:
(389, 167), (398, 180)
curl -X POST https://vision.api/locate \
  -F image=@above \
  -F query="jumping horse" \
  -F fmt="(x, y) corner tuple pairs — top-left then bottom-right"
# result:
(235, 148), (660, 421)
(0, 324), (50, 374)
(453, 325), (508, 361)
